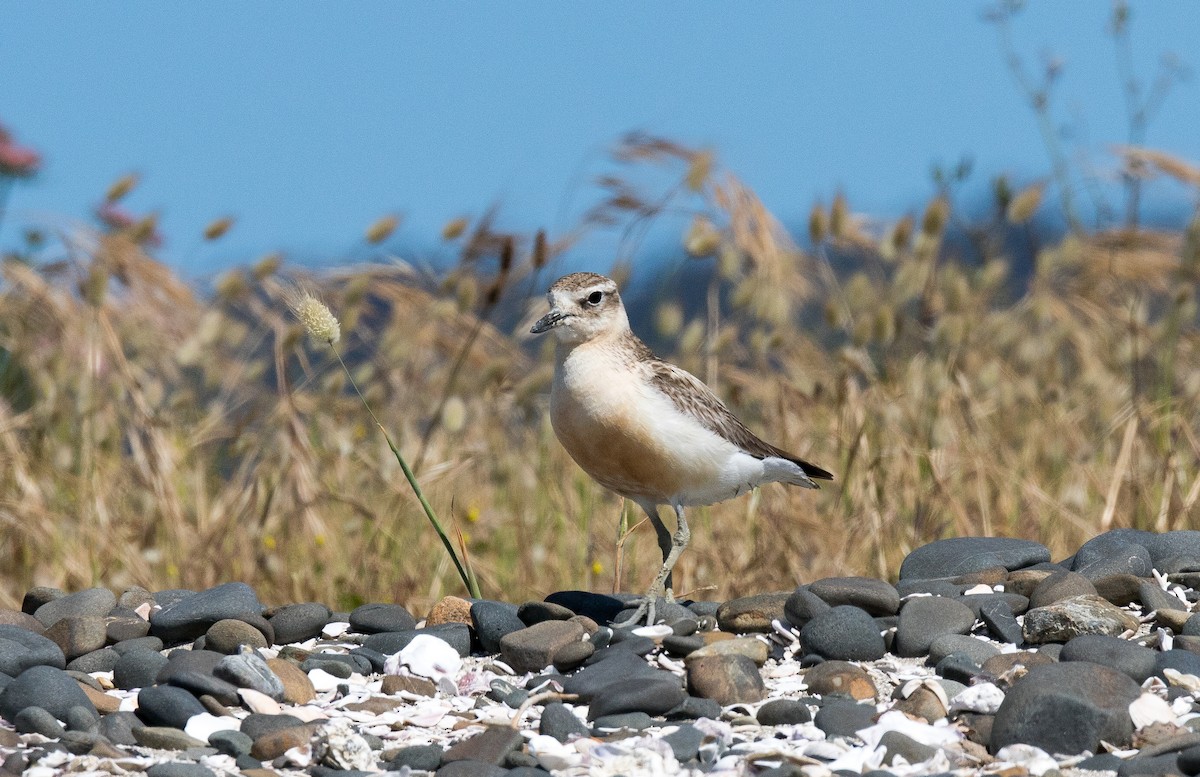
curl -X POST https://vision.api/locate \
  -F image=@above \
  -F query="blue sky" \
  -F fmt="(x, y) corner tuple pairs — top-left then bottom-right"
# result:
(2, 3), (1198, 277)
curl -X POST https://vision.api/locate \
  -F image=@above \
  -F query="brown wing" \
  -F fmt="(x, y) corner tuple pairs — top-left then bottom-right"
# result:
(642, 350), (833, 481)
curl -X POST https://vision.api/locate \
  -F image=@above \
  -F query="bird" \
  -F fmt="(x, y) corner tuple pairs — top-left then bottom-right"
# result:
(530, 272), (833, 626)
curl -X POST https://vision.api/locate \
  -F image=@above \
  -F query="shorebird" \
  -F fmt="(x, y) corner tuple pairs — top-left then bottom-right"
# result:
(531, 272), (833, 626)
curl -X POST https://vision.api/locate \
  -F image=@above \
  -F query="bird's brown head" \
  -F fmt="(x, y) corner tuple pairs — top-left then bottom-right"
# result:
(530, 272), (627, 345)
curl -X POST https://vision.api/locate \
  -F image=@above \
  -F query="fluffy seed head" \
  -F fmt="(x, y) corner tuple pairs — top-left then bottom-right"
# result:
(286, 288), (341, 347)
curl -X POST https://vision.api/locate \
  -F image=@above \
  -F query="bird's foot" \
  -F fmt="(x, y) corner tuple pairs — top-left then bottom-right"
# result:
(611, 587), (674, 629)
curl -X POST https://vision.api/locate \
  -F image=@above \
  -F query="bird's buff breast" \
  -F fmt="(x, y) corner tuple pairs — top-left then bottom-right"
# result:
(550, 348), (690, 501)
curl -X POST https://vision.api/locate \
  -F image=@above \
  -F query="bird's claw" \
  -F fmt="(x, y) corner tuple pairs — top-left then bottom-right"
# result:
(611, 589), (674, 629)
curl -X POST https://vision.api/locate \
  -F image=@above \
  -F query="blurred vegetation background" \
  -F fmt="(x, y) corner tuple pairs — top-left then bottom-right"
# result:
(0, 6), (1197, 613)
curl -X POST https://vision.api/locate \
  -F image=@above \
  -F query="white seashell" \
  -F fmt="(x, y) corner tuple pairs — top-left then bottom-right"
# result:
(280, 744), (313, 768)
(238, 688), (281, 714)
(1129, 692), (1176, 729)
(289, 705), (329, 722)
(993, 743), (1058, 776)
(632, 623), (673, 638)
(948, 682), (1005, 714)
(308, 667), (345, 692)
(528, 733), (578, 771)
(1163, 668), (1200, 692)
(183, 712), (240, 742)
(393, 634), (463, 682)
(962, 583), (994, 595)
(312, 718), (376, 771)
(321, 621), (351, 638)
(856, 710), (962, 749)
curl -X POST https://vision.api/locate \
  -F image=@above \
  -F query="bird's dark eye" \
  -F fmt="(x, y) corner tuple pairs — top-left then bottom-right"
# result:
(585, 290), (604, 306)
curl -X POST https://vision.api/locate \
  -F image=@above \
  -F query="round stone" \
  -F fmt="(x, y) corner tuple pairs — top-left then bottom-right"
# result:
(471, 600), (526, 654)
(801, 605), (886, 661)
(715, 592), (791, 633)
(757, 698), (812, 726)
(0, 665), (97, 723)
(685, 654), (766, 706)
(205, 619), (269, 654)
(149, 583), (264, 645)
(813, 699), (876, 739)
(0, 624), (66, 675)
(894, 596), (976, 657)
(807, 577), (900, 615)
(135, 685), (206, 728)
(348, 603), (417, 634)
(1060, 634), (1157, 683)
(33, 588), (116, 629)
(899, 538), (1050, 581)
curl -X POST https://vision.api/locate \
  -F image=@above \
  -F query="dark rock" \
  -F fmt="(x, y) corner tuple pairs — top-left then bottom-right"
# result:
(539, 701), (589, 742)
(685, 654), (765, 705)
(267, 602), (331, 645)
(894, 597), (976, 657)
(662, 635), (705, 658)
(204, 619), (268, 654)
(591, 711), (654, 731)
(516, 601), (575, 626)
(551, 639), (594, 672)
(1022, 594), (1140, 643)
(1093, 573), (1145, 607)
(471, 600), (526, 654)
(935, 653), (985, 684)
(1073, 532), (1154, 580)
(956, 592), (1029, 617)
(33, 588), (116, 628)
(114, 648), (170, 690)
(241, 712), (306, 740)
(499, 620), (586, 674)
(1157, 650), (1200, 682)
(543, 591), (626, 624)
(105, 615), (151, 643)
(208, 729), (253, 758)
(879, 730), (937, 766)
(136, 685), (206, 728)
(167, 670), (241, 707)
(899, 537), (1050, 580)
(560, 649), (662, 701)
(14, 706), (65, 737)
(808, 577), (900, 615)
(990, 661), (1141, 754)
(44, 616), (108, 661)
(390, 743), (444, 771)
(757, 698), (812, 725)
(442, 725), (523, 765)
(149, 583), (264, 644)
(979, 599), (1024, 645)
(1061, 634), (1157, 683)
(97, 711), (143, 746)
(586, 676), (686, 720)
(348, 602), (418, 634)
(0, 664), (97, 723)
(22, 586), (65, 616)
(663, 723), (703, 762)
(801, 606), (886, 661)
(435, 762), (507, 777)
(112, 636), (164, 655)
(67, 647), (121, 673)
(0, 624), (66, 675)
(813, 699), (875, 739)
(665, 695), (722, 721)
(1029, 570), (1097, 609)
(927, 634), (1000, 666)
(1140, 581), (1188, 613)
(144, 764), (217, 777)
(213, 647), (285, 699)
(363, 623), (471, 657)
(716, 592), (791, 633)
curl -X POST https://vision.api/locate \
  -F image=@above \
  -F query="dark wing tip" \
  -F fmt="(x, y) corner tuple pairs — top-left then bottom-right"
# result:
(796, 459), (834, 481)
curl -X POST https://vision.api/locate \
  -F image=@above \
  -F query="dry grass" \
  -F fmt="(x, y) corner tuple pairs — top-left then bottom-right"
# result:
(1, 138), (1198, 615)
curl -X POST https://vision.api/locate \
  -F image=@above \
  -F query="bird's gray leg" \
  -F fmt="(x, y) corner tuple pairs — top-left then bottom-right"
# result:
(645, 505), (674, 591)
(612, 503), (690, 629)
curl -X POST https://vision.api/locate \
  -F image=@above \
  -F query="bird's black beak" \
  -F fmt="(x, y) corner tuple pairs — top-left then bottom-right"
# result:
(530, 309), (566, 334)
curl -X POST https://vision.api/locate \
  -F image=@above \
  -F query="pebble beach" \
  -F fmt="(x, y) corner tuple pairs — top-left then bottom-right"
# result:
(5, 529), (1200, 776)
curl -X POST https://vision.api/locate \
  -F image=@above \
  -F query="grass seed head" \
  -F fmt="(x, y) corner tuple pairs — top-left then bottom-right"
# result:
(286, 287), (341, 347)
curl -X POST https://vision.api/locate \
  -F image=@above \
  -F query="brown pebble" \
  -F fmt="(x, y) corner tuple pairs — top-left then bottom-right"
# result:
(568, 615), (600, 635)
(1006, 569), (1053, 599)
(893, 685), (947, 723)
(952, 566), (1009, 587)
(686, 654), (766, 705)
(803, 660), (877, 701)
(687, 636), (769, 666)
(250, 724), (321, 760)
(205, 618), (269, 654)
(267, 657), (316, 704)
(426, 596), (473, 627)
(77, 682), (121, 714)
(981, 650), (1056, 681)
(381, 674), (437, 697)
(344, 696), (406, 714)
(715, 592), (791, 633)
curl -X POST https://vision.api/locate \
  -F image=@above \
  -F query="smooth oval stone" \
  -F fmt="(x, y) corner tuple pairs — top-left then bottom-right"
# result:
(927, 634), (1000, 666)
(560, 649), (663, 701)
(716, 592), (791, 633)
(106, 615), (152, 643)
(136, 685), (206, 728)
(1029, 571), (1097, 609)
(241, 712), (305, 741)
(45, 616), (108, 661)
(1072, 533), (1153, 580)
(783, 588), (832, 629)
(267, 603), (331, 645)
(149, 583), (264, 644)
(894, 597), (976, 657)
(14, 706), (66, 737)
(361, 623), (471, 657)
(991, 661), (1141, 755)
(156, 649), (223, 684)
(471, 600), (526, 654)
(516, 601), (575, 626)
(1022, 595), (1140, 644)
(33, 588), (116, 629)
(813, 699), (876, 739)
(204, 619), (268, 654)
(543, 591), (627, 624)
(1060, 634), (1157, 683)
(213, 648), (285, 700)
(0, 625), (66, 675)
(586, 676), (686, 720)
(757, 698), (813, 726)
(67, 647), (121, 673)
(807, 577), (901, 615)
(539, 702), (589, 743)
(0, 665), (97, 723)
(167, 670), (241, 707)
(899, 538), (1050, 581)
(801, 606), (886, 661)
(685, 654), (766, 706)
(114, 648), (170, 690)
(347, 603), (416, 634)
